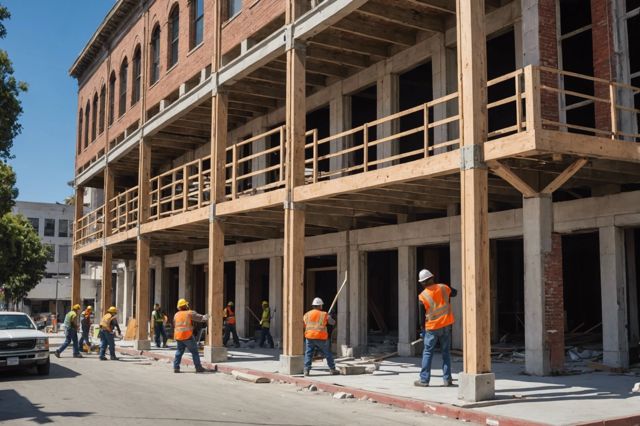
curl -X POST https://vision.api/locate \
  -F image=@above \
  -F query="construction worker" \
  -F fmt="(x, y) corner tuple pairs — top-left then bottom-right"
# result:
(303, 297), (340, 376)
(79, 305), (93, 352)
(414, 269), (457, 387)
(257, 300), (274, 348)
(54, 304), (83, 358)
(223, 301), (240, 348)
(173, 298), (209, 373)
(99, 306), (122, 361)
(152, 303), (167, 348)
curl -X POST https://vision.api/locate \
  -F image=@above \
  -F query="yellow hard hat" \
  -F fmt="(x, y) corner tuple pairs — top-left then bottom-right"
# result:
(107, 306), (118, 314)
(72, 304), (81, 310)
(262, 300), (269, 306)
(86, 306), (93, 311)
(177, 298), (189, 309)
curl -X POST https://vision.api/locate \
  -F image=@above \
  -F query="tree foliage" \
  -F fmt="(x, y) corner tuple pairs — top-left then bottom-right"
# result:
(0, 161), (17, 215)
(0, 5), (27, 160)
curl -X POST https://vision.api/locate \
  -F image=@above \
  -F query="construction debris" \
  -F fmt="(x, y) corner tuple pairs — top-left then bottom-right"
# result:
(231, 370), (271, 383)
(586, 361), (626, 374)
(333, 392), (354, 400)
(337, 365), (367, 375)
(307, 384), (318, 392)
(632, 383), (640, 393)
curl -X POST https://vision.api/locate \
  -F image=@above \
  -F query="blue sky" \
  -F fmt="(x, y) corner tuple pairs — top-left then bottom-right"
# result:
(3, 1), (115, 202)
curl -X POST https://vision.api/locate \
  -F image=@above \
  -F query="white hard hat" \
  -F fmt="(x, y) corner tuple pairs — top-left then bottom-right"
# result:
(312, 297), (324, 306)
(418, 269), (434, 283)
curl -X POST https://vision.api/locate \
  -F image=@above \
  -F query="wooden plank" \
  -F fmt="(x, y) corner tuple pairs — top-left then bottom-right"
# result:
(135, 137), (151, 343)
(231, 370), (271, 383)
(101, 247), (112, 317)
(541, 158), (588, 194)
(487, 160), (538, 198)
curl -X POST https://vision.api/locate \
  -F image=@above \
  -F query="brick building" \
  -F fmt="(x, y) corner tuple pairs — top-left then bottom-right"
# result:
(69, 0), (640, 401)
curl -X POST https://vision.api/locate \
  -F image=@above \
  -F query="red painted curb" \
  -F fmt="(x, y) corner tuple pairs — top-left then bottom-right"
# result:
(116, 347), (638, 426)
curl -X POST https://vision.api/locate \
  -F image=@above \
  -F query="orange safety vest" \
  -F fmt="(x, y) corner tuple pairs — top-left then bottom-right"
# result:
(303, 309), (329, 340)
(174, 310), (193, 341)
(224, 307), (236, 325)
(419, 284), (454, 331)
(100, 313), (114, 332)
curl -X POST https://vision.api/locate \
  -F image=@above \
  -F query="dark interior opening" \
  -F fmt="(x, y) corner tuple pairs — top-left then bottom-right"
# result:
(304, 255), (337, 312)
(248, 259), (270, 334)
(224, 261), (235, 307)
(306, 106), (331, 174)
(399, 61), (433, 162)
(495, 239), (525, 341)
(351, 85), (377, 170)
(166, 267), (179, 318)
(192, 264), (206, 314)
(487, 28), (516, 138)
(367, 250), (398, 334)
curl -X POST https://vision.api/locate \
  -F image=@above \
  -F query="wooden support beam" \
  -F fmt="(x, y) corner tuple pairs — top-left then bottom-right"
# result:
(101, 247), (112, 316)
(71, 186), (84, 307)
(104, 167), (114, 237)
(487, 160), (538, 198)
(541, 158), (588, 194)
(135, 138), (151, 347)
(357, 2), (445, 33)
(332, 15), (416, 47)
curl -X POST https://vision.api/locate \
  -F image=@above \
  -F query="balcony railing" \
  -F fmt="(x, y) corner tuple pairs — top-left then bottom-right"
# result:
(74, 66), (640, 249)
(110, 186), (139, 234)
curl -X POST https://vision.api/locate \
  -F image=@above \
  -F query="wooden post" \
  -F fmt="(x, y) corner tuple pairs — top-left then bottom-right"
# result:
(71, 186), (84, 307)
(101, 167), (114, 317)
(457, 0), (494, 402)
(204, 0), (228, 363)
(134, 138), (151, 350)
(281, 0), (307, 375)
(524, 65), (541, 133)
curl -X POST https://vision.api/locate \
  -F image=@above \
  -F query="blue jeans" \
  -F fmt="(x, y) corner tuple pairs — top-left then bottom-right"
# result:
(304, 338), (335, 371)
(79, 326), (91, 349)
(420, 325), (452, 384)
(258, 327), (274, 348)
(173, 337), (202, 370)
(154, 323), (167, 348)
(99, 330), (116, 358)
(58, 328), (80, 356)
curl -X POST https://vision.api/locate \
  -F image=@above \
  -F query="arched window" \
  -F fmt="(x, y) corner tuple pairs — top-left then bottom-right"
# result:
(84, 101), (90, 148)
(119, 58), (128, 117)
(108, 72), (116, 125)
(168, 5), (180, 67)
(150, 25), (161, 84)
(99, 85), (106, 134)
(91, 93), (98, 141)
(77, 108), (83, 153)
(132, 46), (142, 105)
(190, 0), (204, 49)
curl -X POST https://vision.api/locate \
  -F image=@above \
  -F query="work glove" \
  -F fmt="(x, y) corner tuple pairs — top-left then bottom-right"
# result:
(202, 314), (210, 321)
(420, 330), (426, 339)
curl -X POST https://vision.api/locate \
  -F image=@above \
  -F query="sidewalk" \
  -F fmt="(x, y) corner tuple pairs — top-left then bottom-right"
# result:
(113, 340), (640, 426)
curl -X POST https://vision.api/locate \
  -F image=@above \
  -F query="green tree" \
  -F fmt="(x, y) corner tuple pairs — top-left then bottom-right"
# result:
(0, 5), (28, 160)
(0, 161), (17, 214)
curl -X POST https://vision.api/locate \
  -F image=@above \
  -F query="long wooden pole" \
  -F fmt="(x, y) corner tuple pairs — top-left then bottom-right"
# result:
(328, 271), (348, 315)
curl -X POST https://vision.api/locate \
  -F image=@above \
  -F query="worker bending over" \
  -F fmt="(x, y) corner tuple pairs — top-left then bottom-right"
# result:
(223, 301), (240, 348)
(414, 269), (457, 387)
(99, 306), (122, 360)
(54, 304), (82, 358)
(303, 297), (340, 376)
(258, 300), (274, 348)
(173, 298), (209, 373)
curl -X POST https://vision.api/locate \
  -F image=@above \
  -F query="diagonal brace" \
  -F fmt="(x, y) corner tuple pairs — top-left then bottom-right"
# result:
(541, 158), (588, 194)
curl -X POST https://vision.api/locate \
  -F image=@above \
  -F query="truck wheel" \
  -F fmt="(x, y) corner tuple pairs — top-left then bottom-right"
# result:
(36, 360), (50, 376)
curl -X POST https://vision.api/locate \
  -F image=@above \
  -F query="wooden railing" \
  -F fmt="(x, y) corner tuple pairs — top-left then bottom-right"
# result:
(537, 66), (640, 141)
(74, 205), (104, 249)
(225, 125), (286, 200)
(149, 156), (212, 221)
(109, 186), (139, 234)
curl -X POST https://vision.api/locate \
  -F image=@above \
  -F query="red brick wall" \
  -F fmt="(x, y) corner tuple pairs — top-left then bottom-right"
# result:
(539, 0), (560, 125)
(544, 233), (564, 373)
(591, 0), (616, 132)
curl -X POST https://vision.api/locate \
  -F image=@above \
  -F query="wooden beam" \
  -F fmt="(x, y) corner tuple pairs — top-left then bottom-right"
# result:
(71, 186), (84, 307)
(311, 30), (390, 58)
(487, 160), (538, 198)
(542, 158), (588, 194)
(357, 2), (445, 33)
(101, 247), (112, 316)
(332, 15), (416, 47)
(403, 0), (456, 14)
(135, 138), (152, 345)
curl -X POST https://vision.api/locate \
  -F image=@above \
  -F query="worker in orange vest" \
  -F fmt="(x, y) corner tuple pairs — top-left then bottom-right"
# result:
(222, 301), (240, 348)
(303, 297), (340, 376)
(173, 298), (209, 373)
(79, 305), (93, 352)
(414, 269), (457, 387)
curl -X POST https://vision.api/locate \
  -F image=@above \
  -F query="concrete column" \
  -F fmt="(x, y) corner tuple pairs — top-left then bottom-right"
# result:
(178, 251), (192, 300)
(153, 257), (163, 306)
(235, 259), (249, 338)
(329, 88), (352, 175)
(449, 217), (463, 350)
(269, 256), (283, 346)
(600, 225), (629, 368)
(626, 230), (639, 347)
(376, 68), (399, 165)
(336, 246), (349, 354)
(397, 246), (417, 356)
(348, 244), (367, 356)
(123, 261), (135, 326)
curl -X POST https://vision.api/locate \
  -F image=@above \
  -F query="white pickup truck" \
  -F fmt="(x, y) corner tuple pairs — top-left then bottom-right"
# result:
(0, 312), (50, 375)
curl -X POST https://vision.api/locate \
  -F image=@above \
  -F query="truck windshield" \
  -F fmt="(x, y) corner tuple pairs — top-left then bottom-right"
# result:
(0, 315), (36, 330)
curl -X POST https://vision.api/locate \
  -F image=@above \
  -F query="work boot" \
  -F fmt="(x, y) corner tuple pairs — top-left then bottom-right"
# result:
(53, 351), (60, 358)
(329, 369), (341, 376)
(443, 379), (453, 387)
(99, 357), (107, 361)
(73, 353), (83, 358)
(174, 368), (180, 373)
(110, 356), (119, 361)
(303, 369), (310, 376)
(414, 380), (429, 387)
(195, 366), (207, 373)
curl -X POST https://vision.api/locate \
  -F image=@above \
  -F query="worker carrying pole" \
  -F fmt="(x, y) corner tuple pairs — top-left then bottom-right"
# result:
(303, 297), (340, 377)
(173, 299), (210, 373)
(414, 269), (457, 387)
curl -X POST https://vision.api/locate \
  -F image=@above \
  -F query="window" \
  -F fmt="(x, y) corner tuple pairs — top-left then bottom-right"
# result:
(190, 0), (204, 49)
(169, 5), (180, 67)
(150, 25), (161, 84)
(228, 0), (242, 19)
(99, 85), (106, 134)
(108, 72), (116, 125)
(119, 58), (128, 117)
(84, 101), (90, 148)
(28, 217), (39, 233)
(77, 109), (83, 153)
(58, 245), (70, 263)
(91, 93), (98, 141)
(44, 219), (55, 237)
(44, 244), (55, 262)
(58, 219), (69, 237)
(132, 46), (142, 105)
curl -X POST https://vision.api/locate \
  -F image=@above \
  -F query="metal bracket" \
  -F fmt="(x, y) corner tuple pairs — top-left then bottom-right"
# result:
(460, 144), (486, 171)
(283, 200), (305, 211)
(211, 72), (219, 96)
(284, 24), (306, 52)
(209, 204), (217, 223)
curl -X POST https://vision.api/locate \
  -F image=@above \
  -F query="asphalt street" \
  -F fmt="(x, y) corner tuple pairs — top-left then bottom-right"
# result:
(0, 352), (461, 425)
